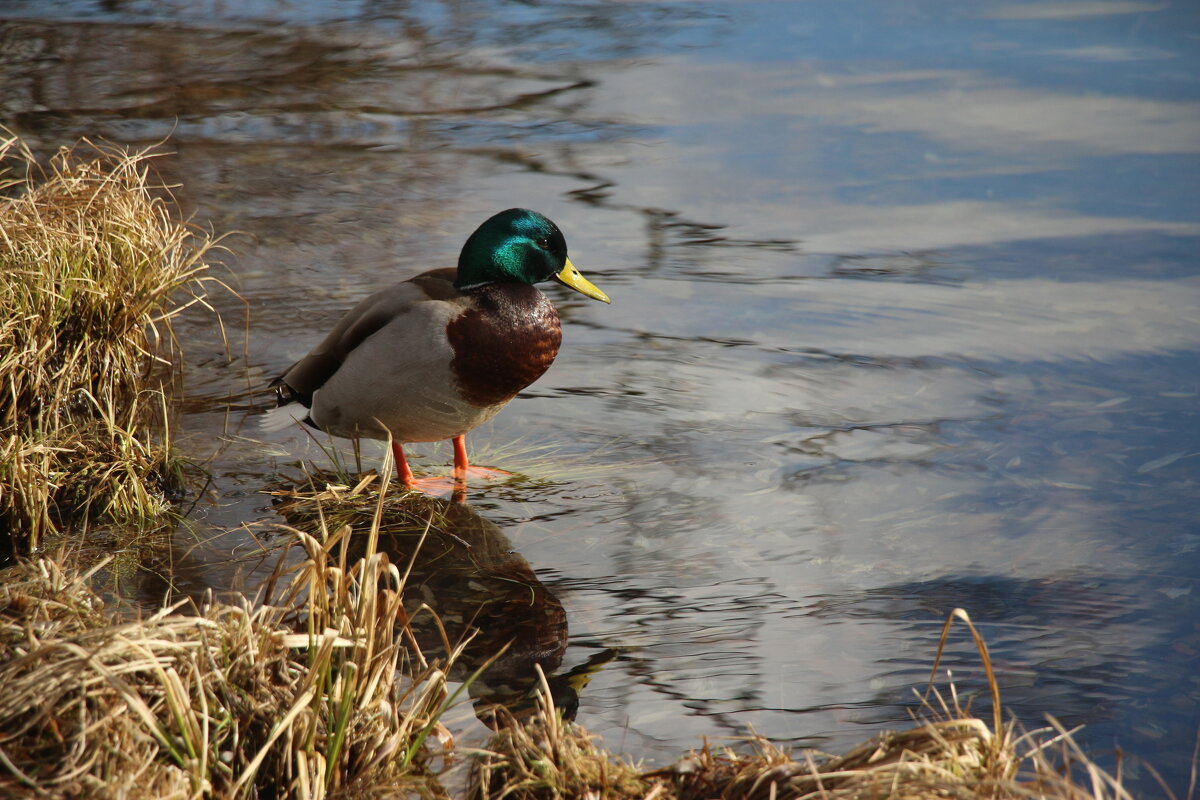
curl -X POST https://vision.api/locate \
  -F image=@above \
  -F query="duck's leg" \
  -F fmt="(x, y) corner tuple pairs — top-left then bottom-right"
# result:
(393, 439), (461, 498)
(451, 434), (470, 481)
(391, 440), (415, 488)
(450, 434), (512, 483)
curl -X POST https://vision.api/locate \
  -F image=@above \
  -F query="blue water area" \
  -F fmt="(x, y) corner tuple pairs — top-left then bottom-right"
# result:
(2, 0), (1197, 792)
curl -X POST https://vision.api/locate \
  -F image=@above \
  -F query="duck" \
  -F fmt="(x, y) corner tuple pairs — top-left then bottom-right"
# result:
(262, 208), (610, 489)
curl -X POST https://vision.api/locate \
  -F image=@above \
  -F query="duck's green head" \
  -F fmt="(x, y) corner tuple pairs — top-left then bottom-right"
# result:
(455, 208), (610, 303)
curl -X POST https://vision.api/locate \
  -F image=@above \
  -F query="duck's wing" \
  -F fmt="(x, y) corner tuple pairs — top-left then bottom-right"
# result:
(272, 268), (460, 406)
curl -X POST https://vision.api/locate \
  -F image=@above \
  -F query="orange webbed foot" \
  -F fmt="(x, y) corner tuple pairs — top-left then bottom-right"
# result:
(451, 464), (513, 482)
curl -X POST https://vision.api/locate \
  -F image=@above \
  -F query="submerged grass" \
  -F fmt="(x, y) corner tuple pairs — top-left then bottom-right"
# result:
(0, 133), (220, 550)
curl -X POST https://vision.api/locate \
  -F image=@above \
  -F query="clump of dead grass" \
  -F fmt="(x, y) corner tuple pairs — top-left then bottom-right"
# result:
(0, 132), (221, 549)
(468, 670), (647, 800)
(0, 488), (462, 799)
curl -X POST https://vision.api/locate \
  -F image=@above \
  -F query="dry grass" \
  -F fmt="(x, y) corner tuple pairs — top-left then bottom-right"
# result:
(0, 133), (220, 550)
(0, 483), (463, 798)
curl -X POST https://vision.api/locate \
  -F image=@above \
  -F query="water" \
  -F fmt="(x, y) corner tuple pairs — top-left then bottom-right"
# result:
(3, 0), (1198, 791)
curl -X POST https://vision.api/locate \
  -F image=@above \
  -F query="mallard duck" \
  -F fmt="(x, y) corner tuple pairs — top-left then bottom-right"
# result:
(262, 208), (610, 488)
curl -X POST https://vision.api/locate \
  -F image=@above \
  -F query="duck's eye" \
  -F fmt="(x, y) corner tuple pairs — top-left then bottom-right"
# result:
(535, 237), (551, 250)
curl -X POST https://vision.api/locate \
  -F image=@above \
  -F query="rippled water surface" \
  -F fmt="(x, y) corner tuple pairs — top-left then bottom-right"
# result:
(4, 0), (1199, 791)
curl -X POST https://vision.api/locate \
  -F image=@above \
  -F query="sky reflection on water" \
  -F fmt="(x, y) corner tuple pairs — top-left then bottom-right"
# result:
(2, 0), (1198, 791)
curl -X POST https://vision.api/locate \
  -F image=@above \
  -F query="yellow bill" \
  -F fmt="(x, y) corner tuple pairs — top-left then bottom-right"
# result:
(554, 257), (611, 303)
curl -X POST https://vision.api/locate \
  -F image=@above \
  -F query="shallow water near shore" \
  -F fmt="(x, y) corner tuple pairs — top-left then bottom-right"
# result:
(3, 0), (1199, 791)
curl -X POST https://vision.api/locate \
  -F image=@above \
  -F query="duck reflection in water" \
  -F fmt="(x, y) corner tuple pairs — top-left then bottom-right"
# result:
(274, 484), (604, 723)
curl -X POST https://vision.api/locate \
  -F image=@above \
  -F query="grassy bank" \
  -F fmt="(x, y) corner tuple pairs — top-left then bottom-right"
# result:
(0, 134), (219, 550)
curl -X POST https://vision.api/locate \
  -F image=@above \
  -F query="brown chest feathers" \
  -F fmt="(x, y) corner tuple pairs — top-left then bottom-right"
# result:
(446, 284), (563, 408)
